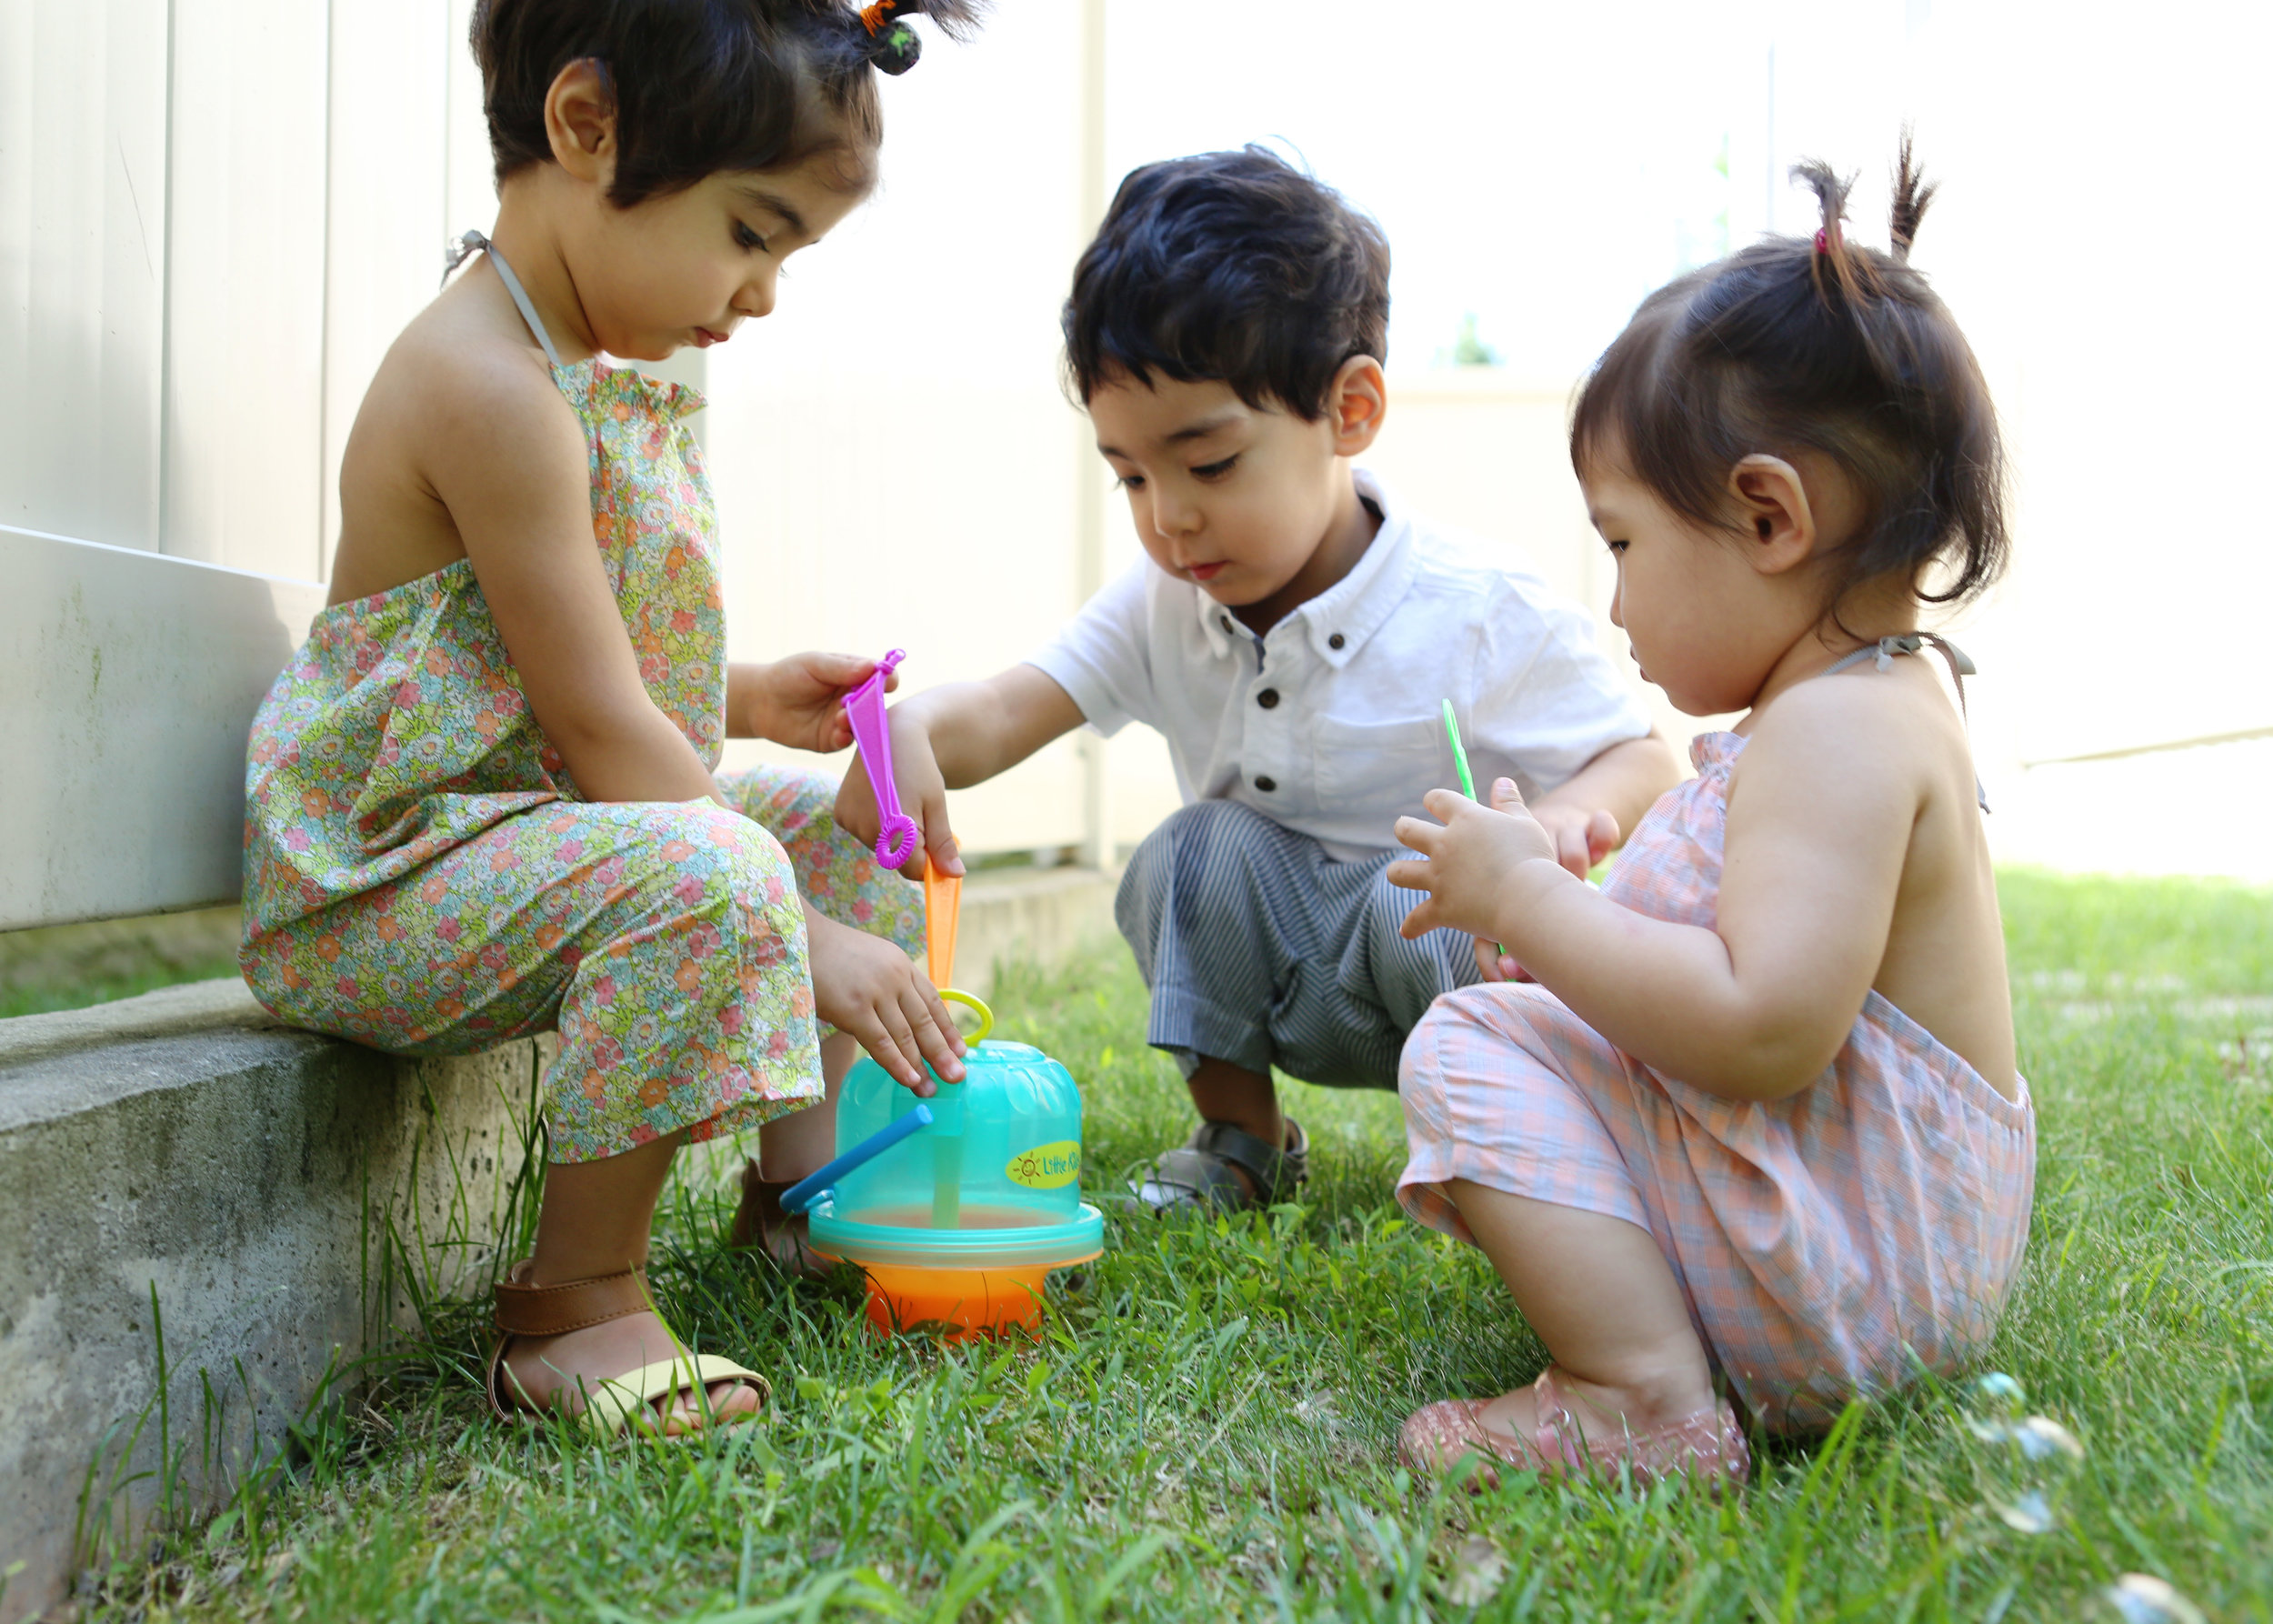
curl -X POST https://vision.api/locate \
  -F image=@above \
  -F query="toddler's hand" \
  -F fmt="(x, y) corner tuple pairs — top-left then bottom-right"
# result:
(834, 707), (961, 882)
(804, 909), (966, 1094)
(1387, 779), (1563, 945)
(751, 652), (896, 754)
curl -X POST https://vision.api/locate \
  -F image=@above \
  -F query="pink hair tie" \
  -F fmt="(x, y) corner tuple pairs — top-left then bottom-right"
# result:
(1814, 227), (1830, 254)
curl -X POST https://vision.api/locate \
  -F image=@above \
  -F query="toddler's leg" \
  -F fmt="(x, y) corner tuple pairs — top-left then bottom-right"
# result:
(1440, 1181), (1712, 1436)
(1397, 986), (1747, 1487)
(506, 1129), (758, 1430)
(719, 766), (925, 1263)
(248, 798), (818, 1430)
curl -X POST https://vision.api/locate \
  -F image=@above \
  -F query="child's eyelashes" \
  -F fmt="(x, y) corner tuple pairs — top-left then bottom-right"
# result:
(732, 220), (773, 254)
(1106, 458), (1237, 491)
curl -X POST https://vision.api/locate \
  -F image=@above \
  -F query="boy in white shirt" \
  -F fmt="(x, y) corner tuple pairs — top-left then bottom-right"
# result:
(837, 146), (1677, 1212)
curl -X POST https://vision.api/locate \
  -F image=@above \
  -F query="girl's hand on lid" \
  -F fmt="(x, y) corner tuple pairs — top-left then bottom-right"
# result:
(736, 653), (896, 753)
(1387, 780), (1567, 947)
(804, 907), (966, 1094)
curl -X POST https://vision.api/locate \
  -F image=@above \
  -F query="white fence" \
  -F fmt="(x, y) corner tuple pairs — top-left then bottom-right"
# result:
(11, 1), (2273, 939)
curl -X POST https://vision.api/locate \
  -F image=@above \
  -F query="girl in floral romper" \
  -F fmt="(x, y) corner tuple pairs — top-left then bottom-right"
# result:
(1386, 148), (2035, 1488)
(242, 0), (982, 1437)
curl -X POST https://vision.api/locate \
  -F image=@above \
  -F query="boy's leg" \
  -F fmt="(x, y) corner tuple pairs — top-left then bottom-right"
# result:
(1167, 840), (1479, 1096)
(1115, 801), (1331, 1209)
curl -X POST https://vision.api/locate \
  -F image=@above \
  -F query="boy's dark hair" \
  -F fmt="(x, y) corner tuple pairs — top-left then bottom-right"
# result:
(1572, 137), (2008, 617)
(473, 0), (984, 206)
(1063, 145), (1390, 421)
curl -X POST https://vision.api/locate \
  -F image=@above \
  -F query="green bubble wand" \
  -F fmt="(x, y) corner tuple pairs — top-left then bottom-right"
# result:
(1440, 700), (1507, 963)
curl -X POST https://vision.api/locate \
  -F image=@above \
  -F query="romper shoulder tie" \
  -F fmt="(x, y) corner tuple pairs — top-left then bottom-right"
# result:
(444, 228), (565, 370)
(1818, 634), (1990, 813)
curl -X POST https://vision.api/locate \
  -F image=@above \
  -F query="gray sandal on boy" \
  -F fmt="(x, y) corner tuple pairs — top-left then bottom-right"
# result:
(1124, 1119), (1309, 1215)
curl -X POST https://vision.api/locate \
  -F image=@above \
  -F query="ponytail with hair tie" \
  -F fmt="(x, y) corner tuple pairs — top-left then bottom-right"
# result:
(855, 0), (982, 75)
(1793, 158), (1864, 305)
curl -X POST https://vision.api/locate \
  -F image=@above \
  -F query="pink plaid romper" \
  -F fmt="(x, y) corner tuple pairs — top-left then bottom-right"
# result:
(1397, 729), (2036, 1436)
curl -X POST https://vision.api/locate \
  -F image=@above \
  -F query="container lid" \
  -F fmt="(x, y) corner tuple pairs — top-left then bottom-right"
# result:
(807, 1199), (1105, 1269)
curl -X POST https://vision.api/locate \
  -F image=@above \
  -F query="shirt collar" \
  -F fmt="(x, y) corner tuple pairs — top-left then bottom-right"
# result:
(1191, 467), (1420, 666)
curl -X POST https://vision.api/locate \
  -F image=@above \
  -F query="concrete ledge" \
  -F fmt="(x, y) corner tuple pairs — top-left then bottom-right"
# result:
(0, 981), (541, 1622)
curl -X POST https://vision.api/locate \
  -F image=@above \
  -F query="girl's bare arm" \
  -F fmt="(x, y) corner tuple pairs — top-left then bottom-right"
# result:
(1390, 680), (1919, 1100)
(422, 346), (719, 806)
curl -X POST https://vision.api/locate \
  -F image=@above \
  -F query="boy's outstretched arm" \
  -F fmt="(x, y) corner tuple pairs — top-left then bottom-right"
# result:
(1525, 730), (1681, 877)
(836, 665), (1087, 880)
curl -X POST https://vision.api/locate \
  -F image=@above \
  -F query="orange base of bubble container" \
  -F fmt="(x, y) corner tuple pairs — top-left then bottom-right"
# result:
(807, 1198), (1105, 1344)
(855, 1261), (1056, 1341)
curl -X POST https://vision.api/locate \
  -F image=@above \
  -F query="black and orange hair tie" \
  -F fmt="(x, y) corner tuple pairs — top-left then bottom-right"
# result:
(857, 0), (925, 73)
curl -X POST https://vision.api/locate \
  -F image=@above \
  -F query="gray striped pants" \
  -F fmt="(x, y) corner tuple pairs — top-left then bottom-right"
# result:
(1115, 799), (1485, 1091)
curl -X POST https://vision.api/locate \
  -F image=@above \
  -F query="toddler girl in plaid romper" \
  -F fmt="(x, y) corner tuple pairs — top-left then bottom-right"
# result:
(1386, 148), (2034, 1489)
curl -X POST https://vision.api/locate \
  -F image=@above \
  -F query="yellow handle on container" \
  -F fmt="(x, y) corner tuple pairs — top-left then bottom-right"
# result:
(939, 987), (993, 1047)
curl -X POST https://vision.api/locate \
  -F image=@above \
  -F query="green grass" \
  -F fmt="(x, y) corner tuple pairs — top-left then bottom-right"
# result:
(0, 907), (242, 1020)
(82, 870), (2273, 1622)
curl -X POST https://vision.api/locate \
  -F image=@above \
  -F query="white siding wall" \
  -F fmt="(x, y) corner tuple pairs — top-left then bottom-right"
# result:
(0, 0), (171, 555)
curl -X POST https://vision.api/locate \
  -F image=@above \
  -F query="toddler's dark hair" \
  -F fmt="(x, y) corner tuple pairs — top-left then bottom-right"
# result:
(1572, 139), (2008, 615)
(473, 0), (985, 206)
(1063, 145), (1390, 421)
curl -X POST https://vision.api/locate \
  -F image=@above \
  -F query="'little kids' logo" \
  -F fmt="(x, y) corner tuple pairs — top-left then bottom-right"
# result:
(1004, 1140), (1081, 1190)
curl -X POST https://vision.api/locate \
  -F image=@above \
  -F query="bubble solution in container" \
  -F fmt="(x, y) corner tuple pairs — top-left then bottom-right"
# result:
(807, 1038), (1104, 1339)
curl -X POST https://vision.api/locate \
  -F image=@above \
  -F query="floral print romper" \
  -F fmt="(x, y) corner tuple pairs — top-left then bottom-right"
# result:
(241, 247), (920, 1164)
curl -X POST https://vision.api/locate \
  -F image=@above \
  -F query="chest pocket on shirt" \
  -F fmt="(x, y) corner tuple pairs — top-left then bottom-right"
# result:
(1312, 713), (1449, 813)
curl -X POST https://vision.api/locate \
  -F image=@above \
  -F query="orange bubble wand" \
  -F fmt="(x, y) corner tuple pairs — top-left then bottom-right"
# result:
(925, 855), (962, 989)
(926, 854), (966, 1228)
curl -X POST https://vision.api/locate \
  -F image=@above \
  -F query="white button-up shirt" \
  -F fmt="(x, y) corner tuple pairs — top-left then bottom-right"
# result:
(1027, 469), (1650, 861)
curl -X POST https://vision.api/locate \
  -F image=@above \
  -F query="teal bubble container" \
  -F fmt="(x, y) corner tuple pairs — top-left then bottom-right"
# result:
(806, 1039), (1105, 1338)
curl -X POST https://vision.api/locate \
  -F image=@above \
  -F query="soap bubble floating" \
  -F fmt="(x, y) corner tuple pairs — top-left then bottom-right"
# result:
(2096, 1575), (2207, 1624)
(1959, 1373), (2085, 1535)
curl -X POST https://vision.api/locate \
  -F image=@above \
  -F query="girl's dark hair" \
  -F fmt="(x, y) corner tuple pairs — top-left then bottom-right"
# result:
(473, 0), (985, 206)
(1572, 137), (2008, 616)
(1063, 145), (1391, 420)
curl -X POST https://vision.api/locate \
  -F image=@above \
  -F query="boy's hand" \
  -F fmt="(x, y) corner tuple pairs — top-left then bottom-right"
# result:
(1387, 779), (1565, 945)
(746, 652), (896, 753)
(835, 706), (963, 881)
(804, 907), (966, 1094)
(1471, 937), (1537, 984)
(1530, 803), (1621, 879)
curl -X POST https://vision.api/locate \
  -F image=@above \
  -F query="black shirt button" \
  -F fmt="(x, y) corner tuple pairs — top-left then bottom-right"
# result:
(1254, 775), (1277, 793)
(1328, 632), (1346, 650)
(1257, 688), (1280, 709)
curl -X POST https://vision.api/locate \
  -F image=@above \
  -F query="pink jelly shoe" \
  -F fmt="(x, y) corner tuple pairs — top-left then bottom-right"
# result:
(1397, 1366), (1751, 1492)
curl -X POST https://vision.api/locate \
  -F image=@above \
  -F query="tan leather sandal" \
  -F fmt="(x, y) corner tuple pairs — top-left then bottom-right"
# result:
(1397, 1366), (1750, 1493)
(726, 1158), (834, 1278)
(487, 1258), (769, 1438)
